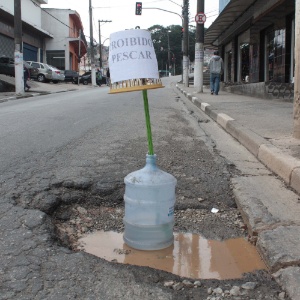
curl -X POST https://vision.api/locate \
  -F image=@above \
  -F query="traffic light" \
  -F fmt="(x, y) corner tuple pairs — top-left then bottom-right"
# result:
(181, 27), (184, 39)
(135, 2), (142, 15)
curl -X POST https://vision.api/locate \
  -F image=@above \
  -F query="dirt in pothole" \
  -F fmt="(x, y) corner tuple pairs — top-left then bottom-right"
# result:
(50, 131), (246, 251)
(46, 118), (285, 299)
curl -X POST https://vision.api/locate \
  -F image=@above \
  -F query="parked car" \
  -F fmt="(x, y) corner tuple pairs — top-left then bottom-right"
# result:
(26, 61), (52, 82)
(64, 70), (79, 82)
(77, 71), (106, 85)
(47, 65), (65, 83)
(24, 61), (39, 80)
(0, 56), (39, 79)
(0, 56), (14, 76)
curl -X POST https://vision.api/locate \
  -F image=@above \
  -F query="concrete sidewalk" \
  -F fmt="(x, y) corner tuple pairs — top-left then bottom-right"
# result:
(0, 75), (98, 103)
(177, 83), (300, 299)
(176, 83), (300, 195)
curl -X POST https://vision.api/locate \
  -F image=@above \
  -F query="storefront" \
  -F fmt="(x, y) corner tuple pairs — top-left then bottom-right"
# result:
(205, 0), (295, 89)
(0, 5), (52, 62)
(224, 42), (232, 82)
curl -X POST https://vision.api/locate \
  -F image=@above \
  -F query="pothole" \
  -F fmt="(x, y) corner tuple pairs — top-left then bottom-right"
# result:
(51, 198), (247, 251)
(47, 179), (260, 282)
(77, 230), (267, 280)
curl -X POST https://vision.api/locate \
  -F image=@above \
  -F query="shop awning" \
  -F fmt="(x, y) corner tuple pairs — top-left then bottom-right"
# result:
(204, 0), (256, 48)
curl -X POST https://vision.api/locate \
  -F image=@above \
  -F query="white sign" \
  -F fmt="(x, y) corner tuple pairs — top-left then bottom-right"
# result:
(195, 12), (206, 24)
(14, 51), (23, 64)
(195, 50), (201, 61)
(109, 29), (159, 83)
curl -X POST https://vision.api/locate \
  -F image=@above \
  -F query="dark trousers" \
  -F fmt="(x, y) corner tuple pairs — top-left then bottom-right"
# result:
(24, 73), (29, 89)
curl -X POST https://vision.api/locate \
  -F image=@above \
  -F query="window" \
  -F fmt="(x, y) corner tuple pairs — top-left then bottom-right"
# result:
(240, 43), (250, 82)
(32, 62), (40, 68)
(46, 50), (65, 70)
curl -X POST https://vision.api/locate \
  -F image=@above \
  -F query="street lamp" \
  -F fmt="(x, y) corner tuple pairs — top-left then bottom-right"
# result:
(171, 52), (175, 76)
(98, 20), (112, 69)
(167, 30), (171, 76)
(101, 38), (110, 71)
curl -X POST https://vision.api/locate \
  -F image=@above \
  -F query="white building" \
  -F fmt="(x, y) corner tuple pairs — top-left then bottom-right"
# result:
(41, 8), (87, 71)
(0, 0), (52, 61)
(0, 1), (87, 71)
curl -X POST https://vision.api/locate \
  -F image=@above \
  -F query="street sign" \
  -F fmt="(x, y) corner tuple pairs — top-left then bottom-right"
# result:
(195, 12), (206, 24)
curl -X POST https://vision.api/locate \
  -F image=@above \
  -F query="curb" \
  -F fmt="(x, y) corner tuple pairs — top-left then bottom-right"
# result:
(0, 89), (78, 103)
(176, 83), (300, 300)
(176, 84), (300, 195)
(0, 93), (45, 103)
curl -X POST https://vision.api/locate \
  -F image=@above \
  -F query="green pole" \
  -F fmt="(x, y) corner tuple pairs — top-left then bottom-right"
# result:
(142, 90), (154, 155)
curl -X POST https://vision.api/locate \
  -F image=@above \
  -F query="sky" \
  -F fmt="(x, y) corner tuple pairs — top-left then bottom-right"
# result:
(42, 0), (219, 45)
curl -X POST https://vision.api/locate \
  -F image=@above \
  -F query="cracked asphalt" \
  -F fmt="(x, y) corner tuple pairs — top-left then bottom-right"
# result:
(0, 79), (290, 299)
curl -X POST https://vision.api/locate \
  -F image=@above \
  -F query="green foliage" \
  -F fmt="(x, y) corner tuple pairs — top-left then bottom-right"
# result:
(148, 24), (196, 75)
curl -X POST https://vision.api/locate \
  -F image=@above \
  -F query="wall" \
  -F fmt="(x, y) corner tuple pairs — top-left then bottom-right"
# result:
(0, 0), (46, 61)
(0, 0), (43, 29)
(222, 81), (294, 101)
(69, 42), (77, 70)
(42, 9), (68, 51)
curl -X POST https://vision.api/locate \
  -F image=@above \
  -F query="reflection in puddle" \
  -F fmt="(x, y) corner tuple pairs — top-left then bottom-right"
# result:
(78, 231), (267, 280)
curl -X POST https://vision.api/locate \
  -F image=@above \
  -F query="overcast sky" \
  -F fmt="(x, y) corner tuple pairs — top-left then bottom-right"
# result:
(42, 0), (219, 44)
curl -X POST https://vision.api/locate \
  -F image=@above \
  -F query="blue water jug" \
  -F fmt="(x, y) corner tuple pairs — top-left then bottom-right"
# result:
(123, 154), (177, 250)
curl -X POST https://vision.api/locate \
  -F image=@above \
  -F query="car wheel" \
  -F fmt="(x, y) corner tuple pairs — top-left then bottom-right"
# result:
(83, 80), (88, 85)
(37, 74), (45, 82)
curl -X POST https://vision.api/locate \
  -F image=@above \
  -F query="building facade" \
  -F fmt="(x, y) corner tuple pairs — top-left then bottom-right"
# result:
(0, 0), (52, 61)
(205, 0), (295, 98)
(42, 9), (87, 71)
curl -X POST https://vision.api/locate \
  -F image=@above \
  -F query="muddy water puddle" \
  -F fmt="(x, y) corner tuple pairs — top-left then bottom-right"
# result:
(78, 231), (267, 280)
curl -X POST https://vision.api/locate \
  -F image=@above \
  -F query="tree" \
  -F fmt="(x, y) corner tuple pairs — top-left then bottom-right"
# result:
(148, 24), (196, 75)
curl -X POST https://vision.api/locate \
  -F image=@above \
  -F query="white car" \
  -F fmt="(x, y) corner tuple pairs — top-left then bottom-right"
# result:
(27, 61), (52, 82)
(47, 65), (65, 83)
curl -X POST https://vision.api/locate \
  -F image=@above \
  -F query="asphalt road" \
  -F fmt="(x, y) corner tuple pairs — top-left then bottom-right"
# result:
(0, 78), (288, 299)
(0, 86), (121, 170)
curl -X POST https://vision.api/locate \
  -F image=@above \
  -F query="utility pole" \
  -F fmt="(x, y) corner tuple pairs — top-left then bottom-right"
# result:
(167, 30), (171, 76)
(89, 0), (96, 86)
(183, 0), (189, 87)
(77, 29), (81, 86)
(294, 0), (300, 138)
(194, 0), (205, 93)
(173, 54), (176, 75)
(14, 0), (24, 95)
(98, 20), (112, 69)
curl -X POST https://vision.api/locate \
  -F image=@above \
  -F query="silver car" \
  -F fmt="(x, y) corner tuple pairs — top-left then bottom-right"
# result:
(47, 65), (65, 83)
(26, 61), (52, 82)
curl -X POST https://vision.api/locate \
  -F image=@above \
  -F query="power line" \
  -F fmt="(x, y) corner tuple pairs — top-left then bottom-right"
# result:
(167, 0), (182, 7)
(37, 1), (95, 43)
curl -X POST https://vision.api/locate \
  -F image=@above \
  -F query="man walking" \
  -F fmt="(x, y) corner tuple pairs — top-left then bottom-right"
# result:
(209, 50), (223, 95)
(23, 64), (31, 92)
(96, 69), (102, 86)
(106, 68), (110, 86)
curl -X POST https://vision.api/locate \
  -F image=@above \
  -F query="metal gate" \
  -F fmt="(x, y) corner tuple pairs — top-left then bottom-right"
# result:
(0, 34), (14, 57)
(23, 43), (38, 62)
